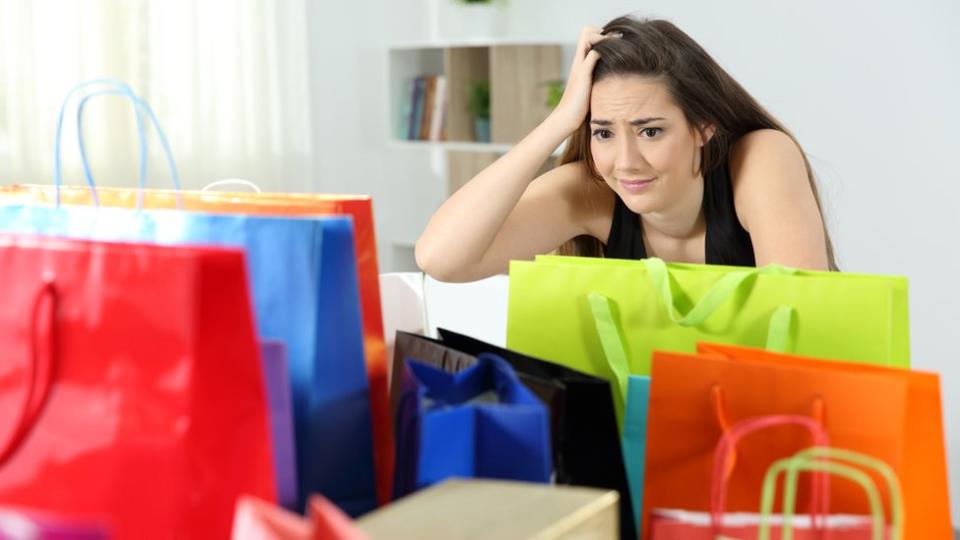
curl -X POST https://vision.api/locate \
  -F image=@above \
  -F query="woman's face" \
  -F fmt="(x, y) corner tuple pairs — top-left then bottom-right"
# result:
(589, 75), (709, 215)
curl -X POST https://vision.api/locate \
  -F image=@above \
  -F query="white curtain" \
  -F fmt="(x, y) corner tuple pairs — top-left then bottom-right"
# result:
(0, 0), (314, 191)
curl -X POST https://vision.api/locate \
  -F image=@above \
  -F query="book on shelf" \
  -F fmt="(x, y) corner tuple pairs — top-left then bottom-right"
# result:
(419, 76), (436, 141)
(400, 75), (447, 142)
(430, 75), (447, 142)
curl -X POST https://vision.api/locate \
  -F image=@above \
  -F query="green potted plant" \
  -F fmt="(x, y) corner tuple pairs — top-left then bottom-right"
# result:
(448, 0), (505, 38)
(468, 80), (491, 143)
(544, 79), (564, 109)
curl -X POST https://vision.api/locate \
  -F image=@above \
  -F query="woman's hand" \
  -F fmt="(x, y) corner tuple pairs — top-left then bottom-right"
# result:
(550, 26), (616, 134)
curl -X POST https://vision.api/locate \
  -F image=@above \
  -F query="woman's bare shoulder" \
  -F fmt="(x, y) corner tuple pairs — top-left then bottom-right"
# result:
(541, 160), (615, 242)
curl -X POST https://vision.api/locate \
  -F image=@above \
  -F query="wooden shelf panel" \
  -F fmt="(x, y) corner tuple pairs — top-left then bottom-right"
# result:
(490, 45), (563, 144)
(444, 47), (489, 143)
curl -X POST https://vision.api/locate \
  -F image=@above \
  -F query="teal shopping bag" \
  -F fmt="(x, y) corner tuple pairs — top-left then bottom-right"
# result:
(623, 375), (651, 531)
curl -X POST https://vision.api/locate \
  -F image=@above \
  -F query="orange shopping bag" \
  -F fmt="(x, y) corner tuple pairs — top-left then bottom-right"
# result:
(0, 184), (393, 505)
(641, 344), (950, 540)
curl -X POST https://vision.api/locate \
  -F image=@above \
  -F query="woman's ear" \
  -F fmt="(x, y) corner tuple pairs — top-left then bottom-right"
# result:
(698, 124), (717, 147)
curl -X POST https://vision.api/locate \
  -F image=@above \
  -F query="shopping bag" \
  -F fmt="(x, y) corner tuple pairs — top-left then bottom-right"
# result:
(642, 344), (950, 539)
(0, 234), (275, 538)
(0, 79), (393, 506)
(0, 183), (393, 506)
(231, 496), (369, 540)
(260, 341), (298, 510)
(506, 256), (910, 391)
(393, 354), (551, 497)
(392, 329), (637, 539)
(0, 204), (376, 515)
(622, 375), (650, 532)
(0, 505), (109, 540)
(697, 342), (951, 539)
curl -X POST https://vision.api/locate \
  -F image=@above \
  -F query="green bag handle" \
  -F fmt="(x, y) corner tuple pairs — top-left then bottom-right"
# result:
(759, 447), (902, 540)
(586, 289), (793, 426)
(587, 292), (631, 428)
(786, 447), (902, 540)
(643, 258), (798, 352)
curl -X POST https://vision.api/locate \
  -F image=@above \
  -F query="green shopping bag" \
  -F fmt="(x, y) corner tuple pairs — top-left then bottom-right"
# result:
(506, 256), (909, 418)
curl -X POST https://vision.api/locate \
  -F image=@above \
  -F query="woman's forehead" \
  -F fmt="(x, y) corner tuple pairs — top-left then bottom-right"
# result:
(590, 75), (681, 120)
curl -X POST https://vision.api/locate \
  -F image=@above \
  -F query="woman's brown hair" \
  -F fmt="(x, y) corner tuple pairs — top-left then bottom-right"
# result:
(557, 16), (837, 270)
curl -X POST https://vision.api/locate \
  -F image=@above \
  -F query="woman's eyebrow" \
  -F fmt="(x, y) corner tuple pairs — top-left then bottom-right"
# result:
(589, 117), (666, 126)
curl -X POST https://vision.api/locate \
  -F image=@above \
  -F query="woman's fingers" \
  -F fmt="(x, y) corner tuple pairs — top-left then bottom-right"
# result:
(575, 26), (604, 59)
(583, 48), (601, 69)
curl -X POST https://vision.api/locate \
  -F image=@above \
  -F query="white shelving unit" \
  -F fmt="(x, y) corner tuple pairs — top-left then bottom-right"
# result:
(384, 37), (574, 270)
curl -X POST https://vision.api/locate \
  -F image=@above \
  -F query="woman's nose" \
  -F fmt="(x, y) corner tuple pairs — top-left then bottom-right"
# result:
(614, 136), (650, 173)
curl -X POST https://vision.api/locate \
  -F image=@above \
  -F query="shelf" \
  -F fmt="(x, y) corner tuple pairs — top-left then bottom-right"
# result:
(387, 139), (567, 157)
(388, 140), (513, 153)
(389, 38), (570, 50)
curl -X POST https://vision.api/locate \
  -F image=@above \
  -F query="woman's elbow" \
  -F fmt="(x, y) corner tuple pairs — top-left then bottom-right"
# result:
(415, 237), (457, 282)
(415, 237), (487, 283)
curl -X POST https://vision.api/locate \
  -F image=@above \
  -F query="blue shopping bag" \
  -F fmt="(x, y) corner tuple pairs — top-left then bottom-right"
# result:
(393, 354), (552, 497)
(0, 203), (377, 516)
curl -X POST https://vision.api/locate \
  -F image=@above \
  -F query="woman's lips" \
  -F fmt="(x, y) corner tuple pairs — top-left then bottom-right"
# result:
(619, 178), (656, 193)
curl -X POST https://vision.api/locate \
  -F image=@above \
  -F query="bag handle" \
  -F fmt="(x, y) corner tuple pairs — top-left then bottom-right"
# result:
(709, 414), (830, 535)
(643, 258), (798, 352)
(201, 179), (263, 193)
(760, 447), (903, 540)
(586, 288), (797, 416)
(586, 292), (631, 427)
(54, 79), (137, 206)
(586, 291), (801, 432)
(0, 275), (58, 467)
(711, 386), (827, 480)
(759, 448), (898, 540)
(77, 89), (182, 208)
(76, 85), (182, 208)
(54, 79), (182, 208)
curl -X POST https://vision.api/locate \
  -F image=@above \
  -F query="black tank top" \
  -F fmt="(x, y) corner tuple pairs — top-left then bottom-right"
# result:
(603, 160), (756, 266)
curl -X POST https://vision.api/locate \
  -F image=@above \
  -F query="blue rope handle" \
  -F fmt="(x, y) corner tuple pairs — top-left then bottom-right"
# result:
(54, 79), (140, 206)
(76, 88), (183, 209)
(54, 78), (183, 208)
(75, 89), (149, 207)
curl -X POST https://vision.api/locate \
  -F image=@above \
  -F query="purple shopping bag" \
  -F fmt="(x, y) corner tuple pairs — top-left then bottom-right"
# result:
(260, 341), (298, 510)
(0, 506), (108, 539)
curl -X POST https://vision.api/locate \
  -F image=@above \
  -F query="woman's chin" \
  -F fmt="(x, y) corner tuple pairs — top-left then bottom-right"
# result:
(617, 191), (660, 215)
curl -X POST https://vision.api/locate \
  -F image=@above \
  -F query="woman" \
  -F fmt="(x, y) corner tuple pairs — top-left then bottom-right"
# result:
(416, 16), (834, 282)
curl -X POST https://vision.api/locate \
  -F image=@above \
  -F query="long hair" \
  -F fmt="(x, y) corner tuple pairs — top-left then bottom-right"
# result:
(557, 16), (837, 269)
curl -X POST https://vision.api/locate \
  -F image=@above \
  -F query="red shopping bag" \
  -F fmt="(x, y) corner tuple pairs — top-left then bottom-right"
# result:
(0, 234), (276, 538)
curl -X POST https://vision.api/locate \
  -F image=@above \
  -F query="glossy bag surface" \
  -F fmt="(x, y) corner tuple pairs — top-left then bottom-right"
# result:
(0, 235), (275, 538)
(0, 184), (393, 505)
(0, 204), (376, 515)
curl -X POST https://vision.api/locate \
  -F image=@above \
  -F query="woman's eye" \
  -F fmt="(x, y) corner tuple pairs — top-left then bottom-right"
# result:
(592, 129), (613, 140)
(640, 127), (662, 138)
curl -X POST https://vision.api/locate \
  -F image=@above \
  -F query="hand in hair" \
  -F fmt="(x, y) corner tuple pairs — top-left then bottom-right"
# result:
(552, 26), (618, 134)
(416, 25), (620, 282)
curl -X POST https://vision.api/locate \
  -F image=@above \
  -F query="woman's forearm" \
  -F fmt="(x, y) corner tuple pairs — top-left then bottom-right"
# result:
(415, 112), (573, 280)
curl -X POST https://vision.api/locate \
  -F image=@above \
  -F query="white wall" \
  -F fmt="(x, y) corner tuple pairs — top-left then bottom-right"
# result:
(309, 0), (960, 524)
